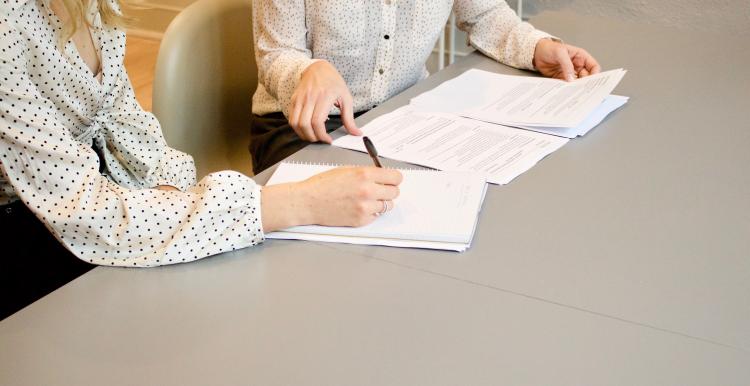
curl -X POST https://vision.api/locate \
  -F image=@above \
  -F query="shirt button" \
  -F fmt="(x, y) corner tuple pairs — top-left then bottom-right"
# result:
(384, 34), (390, 40)
(378, 69), (385, 75)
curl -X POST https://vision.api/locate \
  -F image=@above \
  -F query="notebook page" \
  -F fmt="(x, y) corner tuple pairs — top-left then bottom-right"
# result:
(265, 162), (487, 244)
(268, 231), (470, 252)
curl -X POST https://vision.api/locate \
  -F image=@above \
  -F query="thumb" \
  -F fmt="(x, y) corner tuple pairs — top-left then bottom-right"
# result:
(555, 45), (576, 82)
(338, 94), (362, 136)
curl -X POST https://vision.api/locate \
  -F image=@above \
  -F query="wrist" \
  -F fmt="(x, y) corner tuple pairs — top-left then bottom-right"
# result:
(261, 182), (312, 232)
(302, 59), (329, 76)
(533, 37), (563, 69)
(289, 181), (316, 226)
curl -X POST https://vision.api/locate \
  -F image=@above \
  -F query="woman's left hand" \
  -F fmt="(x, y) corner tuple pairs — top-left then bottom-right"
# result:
(533, 38), (601, 82)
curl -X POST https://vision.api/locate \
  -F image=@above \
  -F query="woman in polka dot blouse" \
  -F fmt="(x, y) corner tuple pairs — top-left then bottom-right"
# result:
(250, 0), (602, 173)
(0, 0), (402, 319)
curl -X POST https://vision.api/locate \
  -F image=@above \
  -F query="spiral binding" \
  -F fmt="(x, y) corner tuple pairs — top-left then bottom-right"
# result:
(280, 160), (437, 173)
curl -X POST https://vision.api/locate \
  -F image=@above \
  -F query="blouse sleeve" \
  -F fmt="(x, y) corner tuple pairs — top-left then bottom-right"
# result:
(111, 63), (197, 191)
(252, 0), (320, 118)
(453, 0), (552, 70)
(0, 23), (264, 267)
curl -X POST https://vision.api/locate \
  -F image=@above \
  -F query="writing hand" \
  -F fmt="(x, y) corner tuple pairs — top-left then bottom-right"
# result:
(261, 167), (402, 232)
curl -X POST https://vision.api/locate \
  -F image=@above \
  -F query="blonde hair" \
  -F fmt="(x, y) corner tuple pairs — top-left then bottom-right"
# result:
(61, 0), (128, 39)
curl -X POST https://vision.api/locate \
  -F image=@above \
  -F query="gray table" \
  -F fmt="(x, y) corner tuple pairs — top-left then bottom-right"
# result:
(1, 11), (748, 386)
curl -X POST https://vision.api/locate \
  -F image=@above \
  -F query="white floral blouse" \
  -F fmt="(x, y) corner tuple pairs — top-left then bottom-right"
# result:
(0, 0), (264, 267)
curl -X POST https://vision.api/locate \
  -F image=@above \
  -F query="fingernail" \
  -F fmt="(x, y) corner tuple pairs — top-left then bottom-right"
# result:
(566, 74), (575, 82)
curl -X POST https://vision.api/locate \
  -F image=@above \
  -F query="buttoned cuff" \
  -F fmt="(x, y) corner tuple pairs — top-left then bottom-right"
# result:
(147, 147), (198, 191)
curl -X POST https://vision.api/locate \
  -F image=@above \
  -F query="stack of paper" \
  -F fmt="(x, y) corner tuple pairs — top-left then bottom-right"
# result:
(410, 68), (628, 139)
(333, 68), (627, 185)
(265, 162), (488, 252)
(333, 106), (568, 185)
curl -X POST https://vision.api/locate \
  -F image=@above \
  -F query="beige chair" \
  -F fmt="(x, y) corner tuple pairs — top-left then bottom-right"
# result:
(152, 0), (256, 177)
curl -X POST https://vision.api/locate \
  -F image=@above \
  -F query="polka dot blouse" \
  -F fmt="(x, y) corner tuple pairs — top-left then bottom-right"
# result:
(0, 0), (264, 267)
(252, 0), (552, 117)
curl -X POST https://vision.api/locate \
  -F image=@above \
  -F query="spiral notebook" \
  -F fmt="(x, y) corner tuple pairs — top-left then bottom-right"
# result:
(265, 162), (488, 252)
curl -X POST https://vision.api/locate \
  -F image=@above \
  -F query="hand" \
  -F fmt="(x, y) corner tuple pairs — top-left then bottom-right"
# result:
(533, 39), (601, 81)
(261, 166), (403, 232)
(289, 60), (363, 143)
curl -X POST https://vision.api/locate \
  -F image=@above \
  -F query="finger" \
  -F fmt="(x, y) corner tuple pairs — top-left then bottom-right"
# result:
(384, 199), (394, 213)
(556, 45), (577, 82)
(363, 199), (394, 217)
(289, 97), (304, 139)
(587, 55), (602, 74)
(374, 199), (395, 215)
(298, 96), (317, 142)
(311, 94), (336, 143)
(383, 200), (396, 214)
(347, 200), (380, 227)
(571, 49), (588, 71)
(572, 48), (600, 77)
(578, 68), (590, 78)
(362, 200), (386, 218)
(368, 183), (400, 201)
(362, 167), (403, 186)
(339, 93), (362, 136)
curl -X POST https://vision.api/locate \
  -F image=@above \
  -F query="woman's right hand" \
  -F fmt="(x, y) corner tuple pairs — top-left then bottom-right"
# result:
(261, 166), (403, 232)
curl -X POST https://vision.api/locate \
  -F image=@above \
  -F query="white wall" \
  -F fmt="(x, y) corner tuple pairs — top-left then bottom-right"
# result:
(523, 0), (750, 34)
(427, 0), (748, 71)
(126, 0), (199, 38)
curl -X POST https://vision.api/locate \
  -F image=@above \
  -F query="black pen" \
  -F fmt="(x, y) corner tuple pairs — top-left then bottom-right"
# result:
(362, 136), (382, 168)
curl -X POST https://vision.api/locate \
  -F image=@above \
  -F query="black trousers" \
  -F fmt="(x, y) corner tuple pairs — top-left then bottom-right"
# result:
(249, 111), (367, 174)
(0, 201), (94, 320)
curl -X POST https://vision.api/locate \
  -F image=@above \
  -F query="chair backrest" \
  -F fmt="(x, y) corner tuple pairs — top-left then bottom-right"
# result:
(152, 0), (256, 177)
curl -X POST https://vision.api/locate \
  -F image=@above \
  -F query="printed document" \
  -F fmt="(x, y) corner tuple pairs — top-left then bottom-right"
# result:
(333, 106), (568, 185)
(511, 95), (629, 138)
(411, 68), (627, 129)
